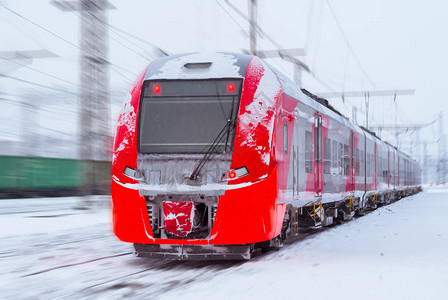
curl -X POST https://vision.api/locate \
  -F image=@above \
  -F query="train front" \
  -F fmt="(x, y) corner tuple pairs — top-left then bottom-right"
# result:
(112, 53), (284, 260)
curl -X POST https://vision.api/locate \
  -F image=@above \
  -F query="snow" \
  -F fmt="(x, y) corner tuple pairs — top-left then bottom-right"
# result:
(147, 52), (242, 80)
(163, 201), (195, 237)
(1, 188), (447, 299)
(239, 59), (282, 166)
(113, 91), (135, 162)
(0, 196), (111, 238)
(163, 187), (448, 300)
(113, 175), (254, 194)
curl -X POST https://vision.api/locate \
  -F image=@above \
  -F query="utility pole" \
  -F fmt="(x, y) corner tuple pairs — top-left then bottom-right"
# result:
(52, 0), (114, 161)
(248, 0), (257, 55)
(316, 89), (415, 133)
(365, 92), (370, 129)
(439, 112), (446, 184)
(352, 106), (357, 125)
(52, 0), (114, 196)
(232, 0), (309, 88)
(423, 141), (427, 184)
(416, 129), (420, 164)
(369, 120), (435, 173)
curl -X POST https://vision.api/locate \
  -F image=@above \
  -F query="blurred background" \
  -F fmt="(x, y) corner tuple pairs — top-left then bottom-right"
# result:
(1, 0), (447, 198)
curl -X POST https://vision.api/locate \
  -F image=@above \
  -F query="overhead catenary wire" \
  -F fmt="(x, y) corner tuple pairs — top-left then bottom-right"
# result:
(0, 57), (130, 94)
(108, 24), (170, 56)
(0, 3), (83, 54)
(69, 9), (153, 62)
(0, 12), (46, 48)
(309, 0), (324, 73)
(1, 74), (77, 95)
(0, 3), (138, 79)
(325, 0), (375, 89)
(220, 0), (347, 94)
(215, 0), (292, 76)
(214, 0), (248, 34)
(1, 57), (79, 87)
(223, 0), (294, 54)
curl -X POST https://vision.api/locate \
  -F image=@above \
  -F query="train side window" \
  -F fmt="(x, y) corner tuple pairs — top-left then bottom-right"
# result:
(305, 131), (312, 173)
(343, 144), (349, 175)
(350, 132), (355, 168)
(384, 156), (388, 177)
(356, 149), (360, 175)
(338, 143), (343, 175)
(283, 124), (288, 154)
(324, 138), (331, 174)
(373, 153), (376, 177)
(332, 140), (337, 174)
(360, 150), (365, 176)
(377, 156), (383, 177)
(367, 153), (371, 177)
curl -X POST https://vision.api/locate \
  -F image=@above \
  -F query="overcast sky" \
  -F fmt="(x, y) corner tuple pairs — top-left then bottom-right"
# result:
(1, 0), (447, 159)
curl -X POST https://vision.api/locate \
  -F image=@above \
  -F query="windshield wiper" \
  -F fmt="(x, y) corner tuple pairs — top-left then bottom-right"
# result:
(189, 119), (235, 180)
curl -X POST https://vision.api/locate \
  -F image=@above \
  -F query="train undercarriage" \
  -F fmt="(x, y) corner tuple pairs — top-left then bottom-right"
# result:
(134, 186), (422, 260)
(259, 186), (422, 254)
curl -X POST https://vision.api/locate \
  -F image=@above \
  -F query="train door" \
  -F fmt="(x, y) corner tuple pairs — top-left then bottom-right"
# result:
(374, 143), (377, 190)
(387, 150), (391, 189)
(293, 146), (295, 197)
(350, 131), (355, 192)
(392, 151), (396, 189)
(314, 114), (323, 197)
(293, 144), (299, 197)
(295, 144), (300, 196)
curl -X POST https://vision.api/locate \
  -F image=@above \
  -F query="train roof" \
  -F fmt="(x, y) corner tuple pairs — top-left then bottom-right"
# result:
(142, 52), (418, 165)
(266, 59), (418, 164)
(144, 52), (252, 81)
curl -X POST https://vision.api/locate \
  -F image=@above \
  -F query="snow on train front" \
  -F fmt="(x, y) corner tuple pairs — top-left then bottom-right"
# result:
(111, 53), (285, 260)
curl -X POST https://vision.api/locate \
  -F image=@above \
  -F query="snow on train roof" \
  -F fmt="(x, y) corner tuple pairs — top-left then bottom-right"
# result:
(268, 64), (356, 129)
(145, 52), (252, 80)
(142, 52), (416, 164)
(267, 63), (417, 162)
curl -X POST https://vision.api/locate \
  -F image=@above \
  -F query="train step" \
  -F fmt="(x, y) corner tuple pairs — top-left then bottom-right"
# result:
(343, 211), (355, 221)
(310, 222), (323, 229)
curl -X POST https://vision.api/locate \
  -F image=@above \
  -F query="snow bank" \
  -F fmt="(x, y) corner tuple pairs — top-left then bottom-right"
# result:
(161, 187), (448, 300)
(147, 52), (242, 80)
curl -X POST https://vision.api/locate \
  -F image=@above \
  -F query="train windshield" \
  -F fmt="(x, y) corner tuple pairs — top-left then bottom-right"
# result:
(138, 79), (242, 154)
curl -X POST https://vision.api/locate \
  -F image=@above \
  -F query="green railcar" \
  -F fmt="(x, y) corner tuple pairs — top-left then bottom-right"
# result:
(0, 155), (111, 198)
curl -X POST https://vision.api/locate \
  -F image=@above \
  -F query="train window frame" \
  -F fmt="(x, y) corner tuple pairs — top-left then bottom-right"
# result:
(360, 150), (365, 176)
(283, 123), (288, 155)
(137, 78), (243, 154)
(305, 131), (312, 173)
(314, 116), (322, 164)
(343, 144), (349, 176)
(367, 153), (371, 177)
(331, 140), (337, 175)
(356, 149), (360, 175)
(350, 132), (355, 169)
(338, 142), (343, 175)
(324, 138), (331, 174)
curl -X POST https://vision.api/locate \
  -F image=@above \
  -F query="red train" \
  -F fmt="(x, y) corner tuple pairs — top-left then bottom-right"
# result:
(112, 53), (421, 260)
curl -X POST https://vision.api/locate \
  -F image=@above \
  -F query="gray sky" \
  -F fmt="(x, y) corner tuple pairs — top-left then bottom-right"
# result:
(1, 0), (447, 159)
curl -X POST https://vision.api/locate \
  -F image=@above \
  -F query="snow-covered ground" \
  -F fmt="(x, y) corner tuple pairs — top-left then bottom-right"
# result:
(1, 188), (447, 299)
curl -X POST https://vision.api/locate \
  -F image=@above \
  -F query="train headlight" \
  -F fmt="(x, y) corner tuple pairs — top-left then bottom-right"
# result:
(123, 166), (145, 181)
(223, 166), (249, 181)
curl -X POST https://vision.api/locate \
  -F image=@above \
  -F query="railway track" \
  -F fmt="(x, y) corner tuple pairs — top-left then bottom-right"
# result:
(1, 193), (423, 299)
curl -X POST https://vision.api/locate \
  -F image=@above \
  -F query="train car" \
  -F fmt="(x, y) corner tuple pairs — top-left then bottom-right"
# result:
(112, 52), (421, 260)
(0, 155), (110, 198)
